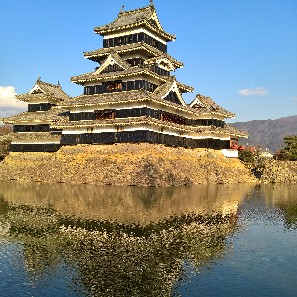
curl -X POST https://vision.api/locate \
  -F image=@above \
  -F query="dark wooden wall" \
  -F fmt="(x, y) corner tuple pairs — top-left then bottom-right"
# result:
(60, 130), (229, 150)
(103, 32), (167, 53)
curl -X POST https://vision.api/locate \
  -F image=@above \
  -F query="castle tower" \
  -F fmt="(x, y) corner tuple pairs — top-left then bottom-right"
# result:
(52, 4), (246, 149)
(1, 3), (246, 152)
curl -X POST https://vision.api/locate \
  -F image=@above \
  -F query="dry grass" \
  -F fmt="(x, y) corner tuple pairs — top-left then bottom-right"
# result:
(0, 143), (255, 186)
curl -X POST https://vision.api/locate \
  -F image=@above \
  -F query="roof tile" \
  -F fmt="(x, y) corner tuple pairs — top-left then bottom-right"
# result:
(1, 107), (69, 124)
(94, 5), (175, 41)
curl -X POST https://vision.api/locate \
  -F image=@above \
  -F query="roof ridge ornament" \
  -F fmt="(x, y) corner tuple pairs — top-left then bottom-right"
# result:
(149, 0), (154, 5)
(120, 4), (124, 14)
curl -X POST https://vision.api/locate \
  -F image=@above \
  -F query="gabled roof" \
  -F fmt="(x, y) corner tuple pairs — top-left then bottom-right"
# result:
(189, 94), (235, 118)
(16, 78), (70, 103)
(94, 4), (175, 41)
(93, 52), (131, 75)
(153, 77), (188, 106)
(84, 42), (184, 68)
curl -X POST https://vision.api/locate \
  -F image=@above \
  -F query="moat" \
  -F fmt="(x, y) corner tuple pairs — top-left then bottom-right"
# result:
(0, 181), (296, 296)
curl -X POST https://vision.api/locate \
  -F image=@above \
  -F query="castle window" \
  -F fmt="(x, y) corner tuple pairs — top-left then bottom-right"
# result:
(128, 35), (133, 44)
(138, 32), (144, 42)
(28, 103), (53, 112)
(160, 111), (185, 125)
(106, 81), (122, 91)
(126, 58), (144, 67)
(95, 110), (115, 120)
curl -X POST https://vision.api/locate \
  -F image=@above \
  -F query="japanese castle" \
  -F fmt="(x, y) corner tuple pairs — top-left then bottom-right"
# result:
(1, 3), (246, 153)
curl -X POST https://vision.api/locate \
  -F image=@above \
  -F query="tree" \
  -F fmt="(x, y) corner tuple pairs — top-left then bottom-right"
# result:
(278, 136), (297, 161)
(0, 125), (12, 136)
(238, 149), (255, 163)
(0, 125), (12, 160)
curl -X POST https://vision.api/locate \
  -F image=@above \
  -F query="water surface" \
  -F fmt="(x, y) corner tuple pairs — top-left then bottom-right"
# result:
(0, 182), (296, 296)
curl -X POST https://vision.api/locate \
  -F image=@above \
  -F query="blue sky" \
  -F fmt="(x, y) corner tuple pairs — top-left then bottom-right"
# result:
(0, 0), (296, 122)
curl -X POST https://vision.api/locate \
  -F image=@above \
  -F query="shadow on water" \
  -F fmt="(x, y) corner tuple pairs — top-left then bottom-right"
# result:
(3, 182), (297, 296)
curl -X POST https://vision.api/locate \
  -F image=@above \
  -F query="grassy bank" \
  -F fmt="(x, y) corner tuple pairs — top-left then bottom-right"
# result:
(0, 143), (254, 186)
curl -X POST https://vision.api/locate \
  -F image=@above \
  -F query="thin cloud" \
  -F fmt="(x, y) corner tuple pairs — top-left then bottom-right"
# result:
(238, 87), (268, 96)
(0, 86), (27, 108)
(0, 109), (22, 118)
(289, 97), (297, 100)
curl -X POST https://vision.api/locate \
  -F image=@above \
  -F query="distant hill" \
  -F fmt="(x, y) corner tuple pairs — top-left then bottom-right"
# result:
(231, 115), (297, 153)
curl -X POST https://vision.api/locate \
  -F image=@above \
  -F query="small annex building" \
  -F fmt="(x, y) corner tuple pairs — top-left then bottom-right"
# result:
(1, 3), (247, 153)
(2, 78), (69, 152)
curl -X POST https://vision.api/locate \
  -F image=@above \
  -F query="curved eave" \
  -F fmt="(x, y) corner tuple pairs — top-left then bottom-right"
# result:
(228, 131), (248, 138)
(1, 118), (67, 125)
(224, 124), (248, 138)
(1, 109), (69, 125)
(2, 119), (52, 125)
(208, 111), (235, 119)
(177, 82), (194, 94)
(238, 133), (248, 138)
(1, 119), (15, 125)
(150, 97), (231, 119)
(83, 42), (184, 68)
(70, 70), (144, 84)
(192, 111), (235, 119)
(61, 92), (232, 120)
(71, 68), (168, 85)
(51, 117), (246, 139)
(190, 105), (235, 119)
(16, 94), (63, 103)
(52, 118), (199, 134)
(95, 21), (176, 42)
(61, 96), (148, 108)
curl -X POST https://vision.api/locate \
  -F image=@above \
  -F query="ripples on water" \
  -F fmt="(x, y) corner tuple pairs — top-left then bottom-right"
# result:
(0, 182), (296, 297)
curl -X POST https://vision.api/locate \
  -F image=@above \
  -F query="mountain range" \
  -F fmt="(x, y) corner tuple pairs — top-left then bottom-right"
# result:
(231, 115), (297, 153)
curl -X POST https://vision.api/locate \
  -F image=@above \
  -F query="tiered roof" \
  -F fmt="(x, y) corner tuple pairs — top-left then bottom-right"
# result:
(17, 78), (70, 103)
(0, 3), (247, 153)
(61, 87), (233, 119)
(96, 52), (131, 72)
(62, 89), (147, 107)
(1, 78), (70, 125)
(71, 66), (193, 94)
(190, 94), (235, 118)
(84, 42), (183, 68)
(94, 4), (175, 41)
(1, 107), (69, 124)
(51, 116), (247, 138)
